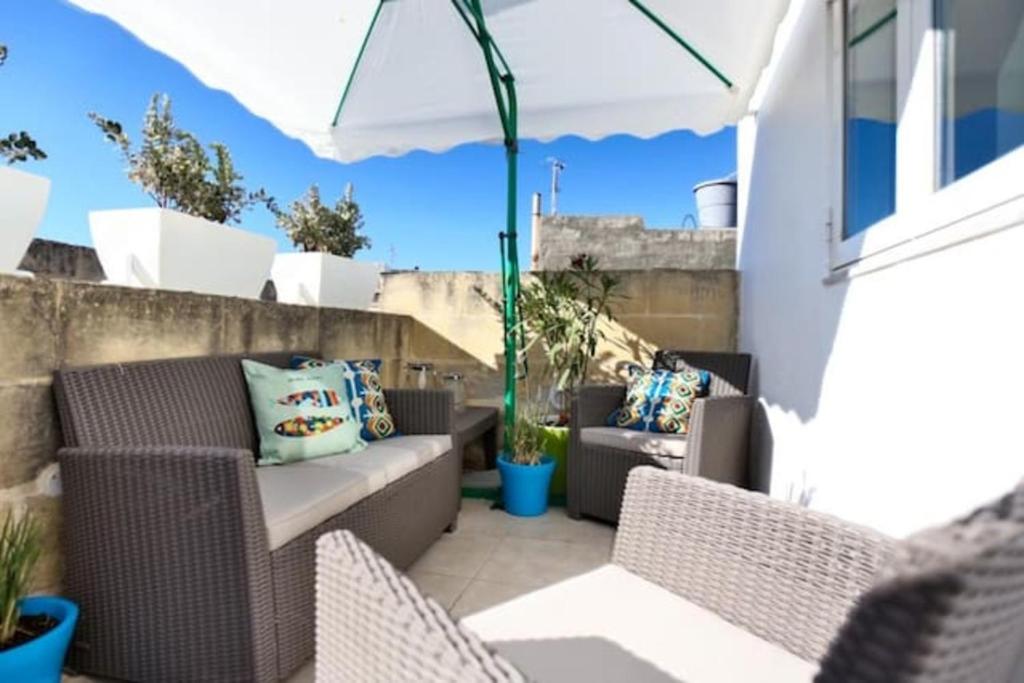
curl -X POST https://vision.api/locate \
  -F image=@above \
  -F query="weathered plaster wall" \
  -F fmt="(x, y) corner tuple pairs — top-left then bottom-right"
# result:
(0, 273), (412, 592)
(533, 215), (736, 271)
(377, 270), (739, 410)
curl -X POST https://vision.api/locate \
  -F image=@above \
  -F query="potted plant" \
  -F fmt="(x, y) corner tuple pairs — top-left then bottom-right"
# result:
(88, 94), (277, 298)
(270, 183), (382, 309)
(0, 513), (78, 682)
(0, 42), (50, 273)
(496, 403), (556, 517)
(514, 254), (622, 500)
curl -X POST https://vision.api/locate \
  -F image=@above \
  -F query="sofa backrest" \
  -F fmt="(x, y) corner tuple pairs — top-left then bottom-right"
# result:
(54, 352), (305, 451)
(816, 482), (1024, 682)
(652, 350), (751, 397)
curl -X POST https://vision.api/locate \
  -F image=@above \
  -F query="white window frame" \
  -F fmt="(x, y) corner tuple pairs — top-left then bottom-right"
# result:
(827, 0), (1024, 275)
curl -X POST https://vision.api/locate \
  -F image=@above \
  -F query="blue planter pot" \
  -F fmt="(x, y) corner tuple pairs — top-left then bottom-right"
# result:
(0, 596), (78, 683)
(498, 454), (556, 517)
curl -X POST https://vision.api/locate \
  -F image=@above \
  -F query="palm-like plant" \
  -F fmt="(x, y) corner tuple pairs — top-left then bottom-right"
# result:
(0, 512), (41, 645)
(507, 402), (545, 465)
(516, 254), (622, 420)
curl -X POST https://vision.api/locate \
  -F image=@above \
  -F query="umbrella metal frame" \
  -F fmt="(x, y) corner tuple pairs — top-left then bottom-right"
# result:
(338, 0), (735, 446)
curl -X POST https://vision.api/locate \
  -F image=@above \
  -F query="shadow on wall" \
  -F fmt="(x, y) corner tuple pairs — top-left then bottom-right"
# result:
(380, 270), (736, 409)
(735, 0), (903, 477)
(405, 318), (502, 398)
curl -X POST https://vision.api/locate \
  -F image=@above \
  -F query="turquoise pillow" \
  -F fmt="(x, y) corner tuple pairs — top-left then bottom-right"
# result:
(607, 367), (711, 434)
(291, 356), (400, 441)
(242, 360), (365, 466)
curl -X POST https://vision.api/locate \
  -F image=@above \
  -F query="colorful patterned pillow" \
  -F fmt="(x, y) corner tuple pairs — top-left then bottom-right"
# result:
(291, 357), (400, 441)
(608, 367), (710, 434)
(241, 360), (365, 466)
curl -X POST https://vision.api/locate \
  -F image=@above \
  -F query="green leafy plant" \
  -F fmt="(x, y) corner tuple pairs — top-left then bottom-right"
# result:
(0, 512), (41, 646)
(89, 93), (274, 224)
(275, 183), (370, 257)
(0, 43), (46, 165)
(516, 254), (622, 420)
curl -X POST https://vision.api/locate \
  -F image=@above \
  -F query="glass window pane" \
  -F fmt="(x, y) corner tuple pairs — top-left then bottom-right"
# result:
(938, 0), (1024, 186)
(844, 0), (897, 239)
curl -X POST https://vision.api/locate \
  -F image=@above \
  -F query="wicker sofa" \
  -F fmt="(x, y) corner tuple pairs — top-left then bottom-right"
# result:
(53, 352), (459, 682)
(317, 467), (1024, 682)
(568, 350), (753, 523)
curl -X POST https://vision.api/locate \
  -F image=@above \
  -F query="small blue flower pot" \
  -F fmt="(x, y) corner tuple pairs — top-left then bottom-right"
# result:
(0, 596), (78, 683)
(498, 453), (556, 517)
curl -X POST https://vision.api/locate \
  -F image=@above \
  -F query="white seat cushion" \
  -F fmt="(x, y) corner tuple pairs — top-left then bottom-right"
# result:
(256, 464), (371, 551)
(257, 435), (452, 550)
(312, 435), (452, 490)
(462, 564), (817, 683)
(581, 427), (688, 458)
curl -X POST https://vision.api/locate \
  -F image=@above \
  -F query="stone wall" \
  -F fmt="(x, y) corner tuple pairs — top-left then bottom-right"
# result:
(376, 269), (739, 410)
(0, 266), (737, 592)
(533, 215), (736, 271)
(0, 273), (413, 592)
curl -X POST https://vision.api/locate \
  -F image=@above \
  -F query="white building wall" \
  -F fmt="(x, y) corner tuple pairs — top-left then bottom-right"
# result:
(737, 0), (1024, 538)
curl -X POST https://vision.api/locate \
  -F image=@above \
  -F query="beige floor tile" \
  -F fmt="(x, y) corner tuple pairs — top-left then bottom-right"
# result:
(450, 579), (537, 619)
(456, 499), (512, 536)
(406, 567), (472, 609)
(502, 507), (615, 545)
(475, 535), (611, 588)
(407, 531), (500, 579)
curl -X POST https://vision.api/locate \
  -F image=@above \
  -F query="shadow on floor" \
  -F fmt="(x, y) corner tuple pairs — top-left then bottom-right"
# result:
(492, 636), (677, 683)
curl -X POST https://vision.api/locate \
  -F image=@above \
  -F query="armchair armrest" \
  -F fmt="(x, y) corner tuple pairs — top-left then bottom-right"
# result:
(685, 394), (754, 484)
(58, 445), (277, 682)
(613, 467), (895, 663)
(385, 389), (454, 436)
(316, 530), (525, 682)
(567, 385), (627, 518)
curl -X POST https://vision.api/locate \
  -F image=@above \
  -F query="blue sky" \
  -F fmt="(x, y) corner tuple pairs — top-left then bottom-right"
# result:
(2, 1), (736, 272)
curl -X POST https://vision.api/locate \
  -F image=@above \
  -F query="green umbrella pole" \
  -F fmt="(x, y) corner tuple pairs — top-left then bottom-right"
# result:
(455, 0), (521, 445)
(502, 133), (520, 445)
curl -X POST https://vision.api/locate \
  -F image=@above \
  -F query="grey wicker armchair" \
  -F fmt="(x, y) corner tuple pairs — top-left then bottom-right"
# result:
(317, 468), (1024, 682)
(568, 349), (753, 523)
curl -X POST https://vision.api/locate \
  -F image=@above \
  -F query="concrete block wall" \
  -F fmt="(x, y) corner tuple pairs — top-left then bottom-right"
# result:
(533, 215), (737, 271)
(0, 273), (412, 592)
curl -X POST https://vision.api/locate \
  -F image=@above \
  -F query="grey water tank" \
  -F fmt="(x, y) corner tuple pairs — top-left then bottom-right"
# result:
(693, 176), (738, 228)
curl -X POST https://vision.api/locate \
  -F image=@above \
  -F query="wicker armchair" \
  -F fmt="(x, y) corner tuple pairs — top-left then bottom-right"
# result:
(317, 468), (1024, 682)
(568, 350), (753, 523)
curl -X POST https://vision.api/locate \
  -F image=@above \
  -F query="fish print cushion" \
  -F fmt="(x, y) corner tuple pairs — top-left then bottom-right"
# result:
(608, 366), (710, 435)
(291, 357), (400, 441)
(242, 359), (365, 465)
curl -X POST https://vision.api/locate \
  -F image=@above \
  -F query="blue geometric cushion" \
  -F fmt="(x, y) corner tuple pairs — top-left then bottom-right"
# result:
(607, 366), (710, 434)
(291, 356), (400, 441)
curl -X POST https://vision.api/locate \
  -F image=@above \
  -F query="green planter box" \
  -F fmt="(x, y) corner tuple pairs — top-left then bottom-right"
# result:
(538, 424), (569, 503)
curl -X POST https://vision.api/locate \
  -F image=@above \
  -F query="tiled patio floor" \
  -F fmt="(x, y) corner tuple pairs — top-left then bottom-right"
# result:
(67, 498), (615, 683)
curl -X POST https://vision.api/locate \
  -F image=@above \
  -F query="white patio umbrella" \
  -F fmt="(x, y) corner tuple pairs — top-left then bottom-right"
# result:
(71, 0), (791, 437)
